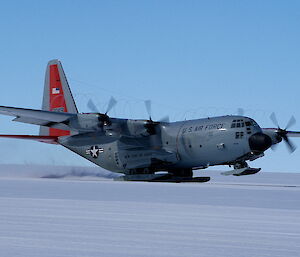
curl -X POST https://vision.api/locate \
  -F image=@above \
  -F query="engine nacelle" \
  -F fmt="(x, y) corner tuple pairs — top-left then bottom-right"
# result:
(125, 119), (152, 137)
(69, 113), (102, 132)
(261, 129), (282, 146)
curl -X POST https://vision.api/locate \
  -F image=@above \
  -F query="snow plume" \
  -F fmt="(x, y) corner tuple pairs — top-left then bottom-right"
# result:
(0, 164), (121, 180)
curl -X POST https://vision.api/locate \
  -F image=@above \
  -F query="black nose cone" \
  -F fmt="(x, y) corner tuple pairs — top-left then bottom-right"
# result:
(249, 133), (272, 152)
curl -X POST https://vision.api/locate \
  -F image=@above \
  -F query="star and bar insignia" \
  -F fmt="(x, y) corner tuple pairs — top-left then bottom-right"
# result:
(85, 145), (104, 158)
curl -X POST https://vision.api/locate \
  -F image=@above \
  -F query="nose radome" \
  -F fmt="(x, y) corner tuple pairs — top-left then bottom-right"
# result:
(249, 133), (272, 152)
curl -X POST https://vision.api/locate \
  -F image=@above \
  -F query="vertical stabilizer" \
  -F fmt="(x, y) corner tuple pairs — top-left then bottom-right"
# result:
(39, 59), (78, 136)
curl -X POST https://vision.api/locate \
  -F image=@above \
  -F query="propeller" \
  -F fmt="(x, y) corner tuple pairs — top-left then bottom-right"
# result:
(87, 97), (117, 127)
(270, 112), (297, 153)
(144, 100), (170, 122)
(143, 100), (169, 135)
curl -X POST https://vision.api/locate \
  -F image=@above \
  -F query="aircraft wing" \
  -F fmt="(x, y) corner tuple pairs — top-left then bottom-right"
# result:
(285, 131), (300, 137)
(0, 106), (75, 127)
(263, 128), (300, 137)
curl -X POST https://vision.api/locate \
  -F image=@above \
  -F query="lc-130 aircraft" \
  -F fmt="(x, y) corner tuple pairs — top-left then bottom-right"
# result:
(0, 60), (299, 182)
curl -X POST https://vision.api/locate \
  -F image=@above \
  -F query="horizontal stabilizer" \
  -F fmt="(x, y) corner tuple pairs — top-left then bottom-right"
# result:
(0, 106), (74, 123)
(0, 135), (59, 144)
(0, 106), (77, 135)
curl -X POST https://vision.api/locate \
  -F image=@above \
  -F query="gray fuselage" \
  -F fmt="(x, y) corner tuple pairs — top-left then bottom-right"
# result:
(59, 115), (262, 174)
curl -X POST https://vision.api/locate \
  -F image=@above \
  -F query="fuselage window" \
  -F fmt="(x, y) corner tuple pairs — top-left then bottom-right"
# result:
(235, 131), (244, 139)
(247, 127), (251, 134)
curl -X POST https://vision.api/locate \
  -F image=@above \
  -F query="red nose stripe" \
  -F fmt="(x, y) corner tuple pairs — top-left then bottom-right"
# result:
(49, 64), (70, 137)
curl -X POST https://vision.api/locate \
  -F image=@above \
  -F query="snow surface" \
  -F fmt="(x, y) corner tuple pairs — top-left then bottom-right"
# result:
(0, 165), (299, 257)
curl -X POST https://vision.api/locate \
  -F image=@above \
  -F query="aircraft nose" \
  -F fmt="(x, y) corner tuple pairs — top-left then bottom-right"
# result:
(249, 133), (272, 152)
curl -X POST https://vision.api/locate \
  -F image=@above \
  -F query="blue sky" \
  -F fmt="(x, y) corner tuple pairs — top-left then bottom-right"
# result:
(0, 0), (300, 172)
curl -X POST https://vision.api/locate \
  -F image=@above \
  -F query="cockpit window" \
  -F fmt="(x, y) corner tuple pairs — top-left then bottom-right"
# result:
(248, 119), (259, 127)
(231, 119), (245, 128)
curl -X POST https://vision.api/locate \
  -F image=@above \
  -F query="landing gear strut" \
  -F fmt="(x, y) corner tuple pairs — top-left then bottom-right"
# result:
(233, 161), (249, 170)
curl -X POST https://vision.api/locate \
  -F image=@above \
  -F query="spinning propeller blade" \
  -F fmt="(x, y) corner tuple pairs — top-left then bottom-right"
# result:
(105, 97), (117, 115)
(87, 97), (117, 115)
(285, 115), (296, 130)
(87, 99), (100, 113)
(270, 112), (297, 153)
(144, 100), (152, 121)
(144, 100), (169, 123)
(270, 112), (280, 128)
(283, 135), (296, 153)
(143, 100), (170, 135)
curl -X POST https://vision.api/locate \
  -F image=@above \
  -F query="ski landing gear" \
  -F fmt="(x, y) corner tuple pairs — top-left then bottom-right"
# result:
(115, 168), (210, 183)
(221, 161), (261, 176)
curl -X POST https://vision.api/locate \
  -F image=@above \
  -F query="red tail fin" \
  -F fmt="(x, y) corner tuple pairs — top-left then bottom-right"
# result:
(48, 63), (69, 136)
(40, 60), (78, 137)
